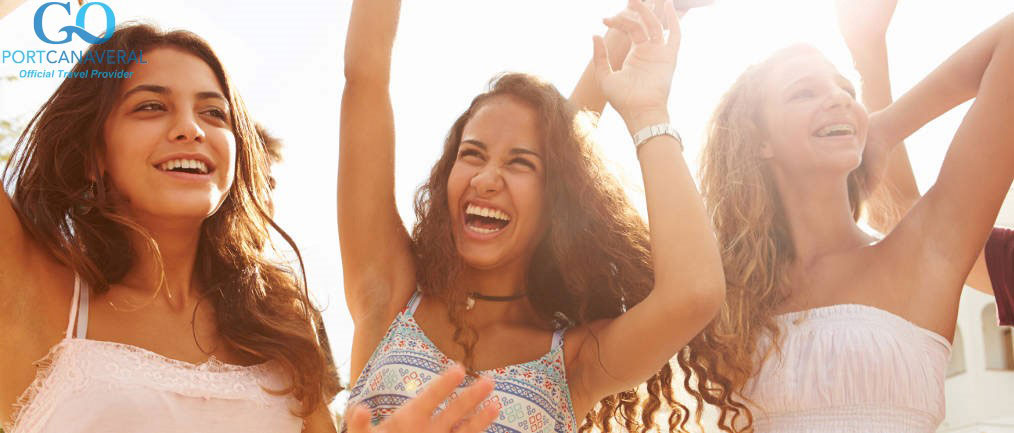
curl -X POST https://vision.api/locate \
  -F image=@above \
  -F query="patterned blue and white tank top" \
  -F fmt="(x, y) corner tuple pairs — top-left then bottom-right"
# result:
(345, 292), (578, 433)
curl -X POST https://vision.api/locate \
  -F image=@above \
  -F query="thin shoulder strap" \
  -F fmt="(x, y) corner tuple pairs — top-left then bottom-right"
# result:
(75, 277), (90, 339)
(64, 273), (81, 339)
(404, 291), (423, 317)
(551, 327), (567, 352)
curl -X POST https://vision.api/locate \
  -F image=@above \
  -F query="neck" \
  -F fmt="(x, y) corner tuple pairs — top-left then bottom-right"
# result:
(455, 261), (538, 328)
(772, 168), (871, 266)
(118, 212), (204, 311)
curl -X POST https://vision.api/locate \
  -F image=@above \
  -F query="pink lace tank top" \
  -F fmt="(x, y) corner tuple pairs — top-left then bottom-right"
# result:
(4, 274), (305, 433)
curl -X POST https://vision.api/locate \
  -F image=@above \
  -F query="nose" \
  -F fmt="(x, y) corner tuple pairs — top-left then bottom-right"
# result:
(823, 87), (854, 111)
(168, 110), (206, 144)
(470, 164), (504, 196)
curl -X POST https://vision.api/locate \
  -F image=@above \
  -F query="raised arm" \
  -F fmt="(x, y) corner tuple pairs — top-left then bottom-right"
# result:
(568, 0), (725, 403)
(835, 0), (920, 230)
(570, 1), (672, 115)
(0, 165), (30, 315)
(846, 1), (998, 296)
(879, 14), (1014, 325)
(0, 0), (27, 20)
(569, 11), (634, 115)
(340, 0), (417, 380)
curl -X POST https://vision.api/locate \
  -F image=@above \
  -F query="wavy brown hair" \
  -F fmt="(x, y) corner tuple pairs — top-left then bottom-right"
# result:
(410, 72), (737, 432)
(2, 23), (339, 416)
(697, 45), (875, 432)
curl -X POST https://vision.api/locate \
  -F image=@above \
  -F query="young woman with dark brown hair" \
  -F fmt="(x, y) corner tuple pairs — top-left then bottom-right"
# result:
(0, 23), (346, 432)
(340, 0), (729, 432)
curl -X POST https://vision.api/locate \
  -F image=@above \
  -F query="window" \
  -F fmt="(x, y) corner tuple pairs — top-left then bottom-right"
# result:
(982, 303), (1014, 371)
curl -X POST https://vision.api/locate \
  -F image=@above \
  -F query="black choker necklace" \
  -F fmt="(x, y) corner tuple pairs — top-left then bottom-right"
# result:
(465, 291), (527, 310)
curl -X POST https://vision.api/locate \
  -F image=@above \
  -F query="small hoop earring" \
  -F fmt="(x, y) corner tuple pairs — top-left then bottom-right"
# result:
(77, 181), (99, 215)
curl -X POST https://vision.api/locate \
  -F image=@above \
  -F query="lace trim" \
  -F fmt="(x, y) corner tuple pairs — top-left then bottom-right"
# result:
(79, 338), (275, 373)
(6, 338), (293, 433)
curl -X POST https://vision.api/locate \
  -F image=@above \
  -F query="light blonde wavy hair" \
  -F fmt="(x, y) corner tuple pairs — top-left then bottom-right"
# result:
(696, 45), (876, 431)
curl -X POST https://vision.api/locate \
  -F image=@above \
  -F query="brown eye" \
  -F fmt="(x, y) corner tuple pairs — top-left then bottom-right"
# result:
(459, 149), (483, 161)
(511, 158), (535, 170)
(134, 102), (165, 112)
(203, 108), (228, 120)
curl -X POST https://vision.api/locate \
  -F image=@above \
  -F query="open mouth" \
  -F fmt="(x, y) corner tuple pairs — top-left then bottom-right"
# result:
(155, 158), (212, 175)
(813, 123), (856, 138)
(464, 203), (511, 235)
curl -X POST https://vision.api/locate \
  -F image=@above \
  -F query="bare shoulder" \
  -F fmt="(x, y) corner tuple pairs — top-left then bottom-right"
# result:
(840, 240), (960, 339)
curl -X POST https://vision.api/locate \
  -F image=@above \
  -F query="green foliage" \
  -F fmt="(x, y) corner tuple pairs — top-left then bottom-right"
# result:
(0, 75), (26, 163)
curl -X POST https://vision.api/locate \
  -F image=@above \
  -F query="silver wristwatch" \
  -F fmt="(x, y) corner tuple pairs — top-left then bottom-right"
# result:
(632, 123), (683, 152)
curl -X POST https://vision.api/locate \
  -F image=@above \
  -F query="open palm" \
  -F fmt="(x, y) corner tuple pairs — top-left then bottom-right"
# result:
(594, 0), (681, 122)
(345, 366), (498, 433)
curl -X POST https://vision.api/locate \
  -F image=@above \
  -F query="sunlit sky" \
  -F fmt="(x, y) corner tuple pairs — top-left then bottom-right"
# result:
(2, 0), (1012, 408)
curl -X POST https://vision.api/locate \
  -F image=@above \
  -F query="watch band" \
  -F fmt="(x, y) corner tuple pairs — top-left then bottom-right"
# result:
(632, 123), (683, 152)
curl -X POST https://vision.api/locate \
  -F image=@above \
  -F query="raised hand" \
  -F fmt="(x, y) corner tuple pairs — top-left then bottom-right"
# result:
(345, 365), (499, 433)
(593, 0), (681, 132)
(835, 0), (898, 52)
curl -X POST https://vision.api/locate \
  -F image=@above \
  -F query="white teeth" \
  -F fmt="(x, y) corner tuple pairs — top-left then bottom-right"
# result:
(469, 226), (500, 234)
(158, 158), (210, 174)
(465, 204), (511, 222)
(815, 124), (856, 137)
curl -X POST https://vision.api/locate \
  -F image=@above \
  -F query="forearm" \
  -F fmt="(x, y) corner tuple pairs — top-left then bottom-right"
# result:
(884, 15), (1012, 142)
(344, 0), (402, 83)
(570, 30), (631, 115)
(852, 40), (921, 226)
(852, 41), (892, 111)
(626, 113), (725, 311)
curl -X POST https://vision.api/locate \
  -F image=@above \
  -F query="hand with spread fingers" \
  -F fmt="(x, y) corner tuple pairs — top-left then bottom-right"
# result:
(345, 365), (499, 433)
(594, 0), (681, 132)
(835, 0), (898, 53)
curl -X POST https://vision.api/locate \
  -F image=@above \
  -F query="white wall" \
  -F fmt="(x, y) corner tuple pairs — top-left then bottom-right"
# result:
(939, 189), (1014, 432)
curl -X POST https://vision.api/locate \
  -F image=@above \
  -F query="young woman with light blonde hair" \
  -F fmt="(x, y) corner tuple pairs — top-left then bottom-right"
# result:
(688, 1), (1014, 430)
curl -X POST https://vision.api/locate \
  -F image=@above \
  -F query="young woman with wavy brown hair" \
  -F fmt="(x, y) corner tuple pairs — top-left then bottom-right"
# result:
(0, 23), (348, 432)
(340, 0), (727, 432)
(692, 1), (1014, 431)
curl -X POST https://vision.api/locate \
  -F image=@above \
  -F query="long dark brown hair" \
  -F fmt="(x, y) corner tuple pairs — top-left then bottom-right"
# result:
(2, 23), (340, 416)
(696, 45), (875, 432)
(411, 72), (738, 432)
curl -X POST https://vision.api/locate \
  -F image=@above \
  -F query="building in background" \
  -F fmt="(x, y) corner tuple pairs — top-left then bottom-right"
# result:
(940, 187), (1014, 432)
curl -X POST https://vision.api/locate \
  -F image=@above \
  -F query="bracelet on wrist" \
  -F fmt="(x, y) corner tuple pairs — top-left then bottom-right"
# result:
(632, 123), (683, 153)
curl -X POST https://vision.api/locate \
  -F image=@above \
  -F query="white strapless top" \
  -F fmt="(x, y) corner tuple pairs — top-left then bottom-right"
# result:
(741, 304), (951, 433)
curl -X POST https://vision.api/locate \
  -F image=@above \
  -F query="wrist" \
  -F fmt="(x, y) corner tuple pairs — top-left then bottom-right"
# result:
(848, 39), (888, 67)
(622, 109), (670, 135)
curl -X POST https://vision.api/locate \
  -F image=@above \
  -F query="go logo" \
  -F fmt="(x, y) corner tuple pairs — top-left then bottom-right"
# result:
(33, 2), (115, 45)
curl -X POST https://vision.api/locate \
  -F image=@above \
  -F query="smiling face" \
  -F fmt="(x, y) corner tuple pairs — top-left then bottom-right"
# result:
(102, 47), (236, 222)
(446, 95), (548, 270)
(760, 50), (869, 179)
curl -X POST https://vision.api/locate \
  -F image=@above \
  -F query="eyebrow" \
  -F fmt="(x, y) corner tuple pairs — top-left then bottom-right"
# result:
(783, 74), (853, 93)
(461, 139), (543, 159)
(121, 84), (230, 107)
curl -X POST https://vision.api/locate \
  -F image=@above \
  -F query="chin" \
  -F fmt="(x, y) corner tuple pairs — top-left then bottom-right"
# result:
(455, 244), (513, 271)
(131, 197), (224, 220)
